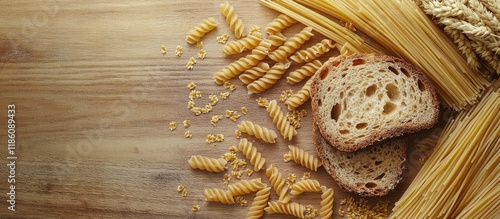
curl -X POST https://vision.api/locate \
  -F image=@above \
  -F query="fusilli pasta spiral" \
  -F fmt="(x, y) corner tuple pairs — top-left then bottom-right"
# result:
(267, 100), (297, 141)
(239, 62), (270, 84)
(247, 62), (289, 94)
(220, 1), (246, 38)
(290, 179), (322, 195)
(188, 155), (227, 173)
(204, 188), (235, 204)
(265, 14), (297, 35)
(228, 178), (266, 196)
(290, 39), (336, 63)
(186, 17), (218, 44)
(237, 120), (278, 143)
(223, 31), (262, 56)
(267, 32), (287, 47)
(264, 201), (305, 219)
(266, 164), (291, 203)
(268, 27), (314, 62)
(247, 187), (271, 219)
(214, 40), (272, 85)
(286, 59), (322, 85)
(288, 145), (321, 171)
(238, 138), (266, 171)
(320, 186), (334, 219)
(285, 77), (313, 111)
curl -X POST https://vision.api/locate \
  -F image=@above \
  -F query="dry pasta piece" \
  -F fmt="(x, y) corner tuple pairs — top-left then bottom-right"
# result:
(264, 201), (306, 218)
(265, 14), (297, 35)
(237, 120), (278, 143)
(285, 77), (313, 111)
(188, 155), (227, 173)
(223, 31), (262, 55)
(286, 59), (322, 85)
(239, 62), (270, 85)
(266, 164), (291, 203)
(267, 100), (297, 141)
(227, 178), (266, 196)
(290, 179), (322, 195)
(214, 40), (272, 85)
(268, 27), (314, 62)
(220, 1), (246, 38)
(186, 17), (218, 44)
(247, 62), (289, 94)
(238, 138), (266, 171)
(247, 187), (271, 219)
(267, 32), (287, 47)
(288, 145), (321, 171)
(320, 186), (334, 219)
(204, 188), (235, 204)
(290, 39), (336, 63)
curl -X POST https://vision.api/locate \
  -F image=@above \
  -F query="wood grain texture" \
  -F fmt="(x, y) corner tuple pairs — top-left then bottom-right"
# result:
(0, 0), (435, 218)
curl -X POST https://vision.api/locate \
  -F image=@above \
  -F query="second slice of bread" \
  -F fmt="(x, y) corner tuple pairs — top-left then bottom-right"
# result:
(311, 53), (439, 152)
(313, 125), (407, 197)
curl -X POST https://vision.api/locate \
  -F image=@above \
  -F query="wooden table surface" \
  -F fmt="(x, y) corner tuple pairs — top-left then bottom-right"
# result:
(0, 1), (439, 218)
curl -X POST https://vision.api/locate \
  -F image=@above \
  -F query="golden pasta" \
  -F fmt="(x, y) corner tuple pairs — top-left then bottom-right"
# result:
(286, 59), (322, 85)
(268, 27), (314, 62)
(288, 145), (321, 171)
(237, 120), (278, 143)
(265, 14), (297, 35)
(239, 62), (270, 85)
(246, 187), (271, 219)
(266, 100), (297, 141)
(188, 155), (227, 173)
(247, 62), (289, 94)
(290, 38), (336, 63)
(266, 164), (291, 203)
(320, 186), (334, 219)
(220, 1), (246, 38)
(264, 201), (306, 218)
(285, 77), (313, 110)
(223, 31), (262, 56)
(227, 178), (266, 196)
(204, 188), (235, 204)
(186, 17), (218, 44)
(290, 179), (322, 195)
(238, 138), (266, 171)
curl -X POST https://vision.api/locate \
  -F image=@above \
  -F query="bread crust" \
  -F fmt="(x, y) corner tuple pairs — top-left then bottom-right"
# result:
(311, 53), (439, 152)
(313, 125), (407, 197)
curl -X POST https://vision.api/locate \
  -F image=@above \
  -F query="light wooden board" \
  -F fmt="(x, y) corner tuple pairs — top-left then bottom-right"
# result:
(0, 0), (443, 218)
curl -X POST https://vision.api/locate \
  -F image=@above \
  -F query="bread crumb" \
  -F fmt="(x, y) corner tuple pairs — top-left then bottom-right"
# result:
(229, 145), (238, 153)
(187, 82), (197, 90)
(161, 45), (167, 54)
(340, 197), (389, 219)
(223, 173), (231, 185)
(244, 168), (254, 176)
(283, 152), (292, 162)
(304, 205), (318, 219)
(189, 90), (202, 100)
(184, 130), (192, 138)
(249, 25), (261, 35)
(206, 134), (224, 146)
(229, 111), (240, 122)
(192, 205), (200, 212)
(191, 107), (202, 116)
(177, 184), (188, 197)
(301, 172), (311, 180)
(220, 92), (230, 99)
(209, 94), (219, 105)
(280, 90), (294, 102)
(225, 110), (233, 118)
(187, 100), (195, 109)
(210, 115), (223, 126)
(235, 196), (248, 206)
(286, 173), (296, 189)
(231, 159), (247, 171)
(222, 152), (237, 162)
(235, 130), (242, 139)
(175, 46), (183, 57)
(232, 170), (242, 179)
(181, 189), (188, 197)
(256, 97), (269, 108)
(183, 120), (191, 128)
(186, 57), (196, 70)
(229, 84), (237, 91)
(217, 34), (230, 44)
(169, 121), (177, 131)
(241, 107), (247, 115)
(177, 184), (185, 192)
(196, 41), (204, 49)
(198, 49), (207, 59)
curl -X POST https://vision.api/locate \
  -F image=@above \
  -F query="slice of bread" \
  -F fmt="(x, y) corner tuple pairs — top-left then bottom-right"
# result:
(311, 53), (439, 152)
(313, 125), (407, 197)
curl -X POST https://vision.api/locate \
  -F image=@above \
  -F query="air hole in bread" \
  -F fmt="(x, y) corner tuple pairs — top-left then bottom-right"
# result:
(331, 104), (341, 121)
(379, 69), (387, 72)
(418, 79), (426, 91)
(383, 102), (397, 115)
(317, 99), (322, 107)
(339, 129), (350, 134)
(363, 165), (369, 169)
(354, 171), (360, 175)
(352, 59), (366, 66)
(374, 173), (385, 180)
(319, 68), (329, 80)
(365, 84), (377, 97)
(375, 161), (383, 166)
(356, 123), (368, 129)
(365, 182), (377, 189)
(385, 84), (401, 101)
(327, 86), (332, 92)
(388, 66), (399, 75)
(401, 67), (411, 77)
